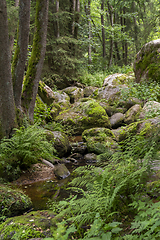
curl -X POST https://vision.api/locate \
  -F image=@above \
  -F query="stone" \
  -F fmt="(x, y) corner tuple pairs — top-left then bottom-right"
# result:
(54, 164), (70, 179)
(139, 101), (160, 119)
(110, 112), (124, 128)
(124, 104), (142, 124)
(134, 39), (160, 83)
(62, 86), (84, 104)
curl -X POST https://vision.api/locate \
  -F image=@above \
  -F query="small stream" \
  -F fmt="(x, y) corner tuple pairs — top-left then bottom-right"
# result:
(18, 136), (85, 210)
(20, 175), (72, 210)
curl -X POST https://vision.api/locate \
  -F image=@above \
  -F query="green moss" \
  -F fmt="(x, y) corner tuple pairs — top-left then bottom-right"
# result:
(0, 210), (56, 239)
(0, 185), (32, 219)
(22, 0), (43, 111)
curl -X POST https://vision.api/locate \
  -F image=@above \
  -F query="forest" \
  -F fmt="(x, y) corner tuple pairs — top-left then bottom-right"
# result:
(0, 0), (160, 239)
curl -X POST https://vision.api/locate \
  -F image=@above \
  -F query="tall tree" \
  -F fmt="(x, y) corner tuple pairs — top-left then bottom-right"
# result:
(101, 0), (106, 69)
(12, 0), (31, 110)
(0, 0), (17, 138)
(22, 0), (49, 120)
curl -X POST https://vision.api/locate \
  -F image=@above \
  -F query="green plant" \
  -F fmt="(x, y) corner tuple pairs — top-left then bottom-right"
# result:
(123, 199), (160, 240)
(121, 80), (160, 103)
(49, 127), (159, 239)
(0, 124), (55, 181)
(34, 97), (53, 124)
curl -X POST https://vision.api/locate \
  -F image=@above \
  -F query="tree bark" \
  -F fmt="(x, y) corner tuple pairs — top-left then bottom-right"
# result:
(0, 0), (17, 138)
(12, 0), (31, 110)
(9, 0), (19, 56)
(55, 0), (60, 38)
(85, 0), (92, 65)
(22, 0), (49, 120)
(74, 0), (80, 39)
(107, 1), (113, 67)
(101, 0), (106, 66)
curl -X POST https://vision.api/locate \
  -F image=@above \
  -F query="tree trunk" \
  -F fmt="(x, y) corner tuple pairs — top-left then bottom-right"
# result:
(107, 1), (113, 67)
(12, 0), (31, 110)
(55, 0), (60, 38)
(9, 0), (19, 56)
(85, 0), (92, 65)
(0, 0), (17, 138)
(74, 0), (80, 39)
(101, 0), (106, 60)
(22, 0), (49, 121)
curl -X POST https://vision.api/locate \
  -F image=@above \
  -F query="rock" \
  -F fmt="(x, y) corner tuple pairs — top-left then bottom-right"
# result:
(0, 210), (56, 239)
(56, 98), (111, 135)
(45, 130), (71, 157)
(110, 113), (124, 128)
(83, 86), (98, 97)
(134, 39), (160, 83)
(53, 91), (70, 110)
(139, 101), (160, 119)
(54, 164), (70, 179)
(124, 104), (142, 124)
(84, 153), (97, 163)
(82, 128), (118, 154)
(70, 142), (87, 155)
(63, 86), (84, 104)
(103, 73), (133, 87)
(0, 185), (32, 218)
(38, 81), (55, 105)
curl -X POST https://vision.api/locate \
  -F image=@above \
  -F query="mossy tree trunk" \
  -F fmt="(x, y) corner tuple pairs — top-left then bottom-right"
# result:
(0, 0), (17, 138)
(22, 0), (49, 120)
(12, 0), (31, 110)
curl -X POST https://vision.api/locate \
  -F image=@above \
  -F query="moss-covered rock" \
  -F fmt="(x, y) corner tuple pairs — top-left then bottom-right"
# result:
(55, 99), (111, 135)
(124, 104), (142, 124)
(82, 128), (118, 155)
(134, 39), (160, 83)
(38, 81), (55, 106)
(45, 130), (71, 158)
(54, 164), (70, 179)
(110, 113), (125, 128)
(0, 185), (32, 219)
(0, 210), (56, 239)
(139, 101), (160, 119)
(62, 86), (83, 104)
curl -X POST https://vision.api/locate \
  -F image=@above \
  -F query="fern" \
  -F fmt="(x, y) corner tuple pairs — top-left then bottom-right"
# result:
(0, 124), (55, 181)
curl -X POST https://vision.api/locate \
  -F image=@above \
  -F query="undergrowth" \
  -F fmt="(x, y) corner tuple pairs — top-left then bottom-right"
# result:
(48, 127), (160, 239)
(0, 124), (55, 181)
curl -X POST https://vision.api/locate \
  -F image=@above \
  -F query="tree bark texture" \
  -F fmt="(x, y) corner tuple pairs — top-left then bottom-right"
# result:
(22, 0), (49, 120)
(12, 0), (31, 109)
(101, 0), (106, 60)
(0, 0), (16, 138)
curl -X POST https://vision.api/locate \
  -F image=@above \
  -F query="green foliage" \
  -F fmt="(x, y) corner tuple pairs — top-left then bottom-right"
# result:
(49, 127), (159, 239)
(123, 199), (160, 240)
(121, 80), (160, 103)
(34, 97), (53, 124)
(0, 124), (55, 181)
(78, 65), (133, 87)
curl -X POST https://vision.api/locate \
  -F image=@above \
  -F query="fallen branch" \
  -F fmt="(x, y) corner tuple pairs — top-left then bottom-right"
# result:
(41, 158), (55, 169)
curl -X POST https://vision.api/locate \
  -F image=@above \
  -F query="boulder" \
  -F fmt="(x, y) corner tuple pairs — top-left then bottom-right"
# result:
(134, 39), (160, 83)
(110, 113), (124, 128)
(62, 86), (84, 103)
(56, 99), (111, 135)
(0, 185), (32, 218)
(54, 164), (70, 179)
(139, 101), (160, 119)
(124, 104), (142, 124)
(46, 131), (71, 157)
(83, 86), (98, 97)
(38, 81), (55, 106)
(82, 128), (118, 154)
(84, 153), (97, 163)
(0, 210), (56, 239)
